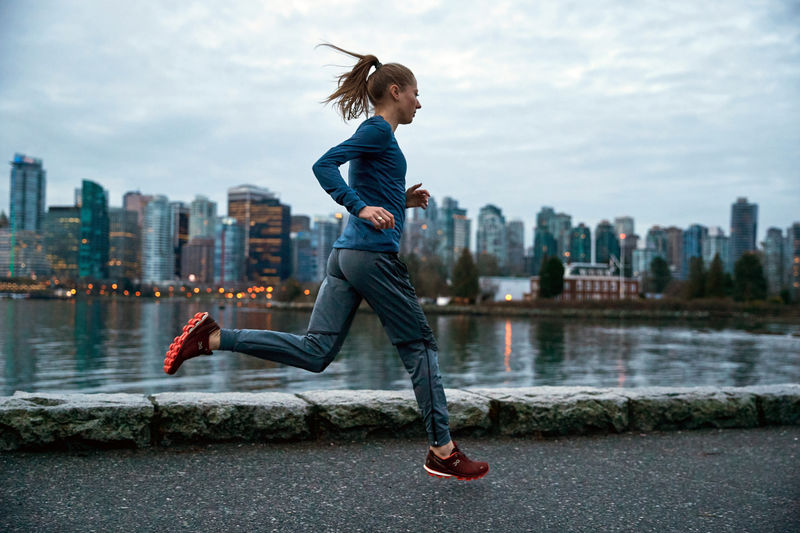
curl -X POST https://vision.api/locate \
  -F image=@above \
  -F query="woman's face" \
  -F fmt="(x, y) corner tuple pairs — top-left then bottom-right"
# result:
(397, 81), (421, 124)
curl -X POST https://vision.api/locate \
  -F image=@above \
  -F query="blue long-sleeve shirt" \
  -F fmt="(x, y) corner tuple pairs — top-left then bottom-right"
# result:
(312, 116), (407, 252)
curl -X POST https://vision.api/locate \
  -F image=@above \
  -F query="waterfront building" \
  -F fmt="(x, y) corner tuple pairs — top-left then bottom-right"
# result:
(532, 227), (557, 275)
(477, 204), (507, 269)
(528, 263), (639, 301)
(291, 230), (315, 282)
(214, 217), (246, 284)
(681, 224), (708, 279)
(142, 196), (174, 283)
(78, 180), (110, 279)
(569, 223), (591, 264)
(291, 215), (311, 234)
(764, 227), (785, 295)
(170, 202), (189, 279)
(730, 197), (758, 266)
(665, 226), (684, 277)
(189, 195), (217, 241)
(108, 207), (140, 281)
(181, 237), (215, 283)
(478, 276), (531, 302)
(227, 185), (291, 284)
(788, 223), (800, 301)
(703, 227), (731, 273)
(45, 206), (81, 281)
(122, 191), (152, 228)
(505, 220), (525, 276)
(594, 220), (619, 265)
(437, 197), (470, 272)
(313, 214), (343, 281)
(9, 153), (46, 233)
(645, 226), (669, 259)
(0, 229), (50, 278)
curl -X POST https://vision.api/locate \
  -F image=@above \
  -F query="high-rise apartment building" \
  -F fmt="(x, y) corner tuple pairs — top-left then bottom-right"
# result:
(181, 238), (215, 283)
(477, 204), (507, 268)
(437, 197), (470, 272)
(170, 202), (189, 279)
(703, 227), (730, 273)
(189, 195), (217, 240)
(594, 220), (619, 265)
(682, 224), (708, 279)
(313, 214), (343, 281)
(665, 226), (684, 276)
(569, 223), (591, 264)
(122, 191), (153, 228)
(228, 185), (291, 283)
(214, 217), (246, 284)
(553, 213), (572, 263)
(45, 206), (81, 280)
(614, 216), (636, 275)
(505, 220), (525, 276)
(401, 198), (438, 257)
(0, 229), (49, 278)
(9, 153), (46, 233)
(108, 207), (140, 281)
(532, 227), (557, 275)
(788, 223), (800, 301)
(730, 197), (758, 266)
(78, 180), (109, 279)
(142, 196), (174, 283)
(764, 227), (785, 295)
(645, 226), (669, 259)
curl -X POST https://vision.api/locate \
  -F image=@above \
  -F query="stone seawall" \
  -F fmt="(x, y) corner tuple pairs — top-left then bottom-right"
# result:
(1, 385), (798, 451)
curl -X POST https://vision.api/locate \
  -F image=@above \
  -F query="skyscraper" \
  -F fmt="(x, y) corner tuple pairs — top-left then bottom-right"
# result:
(181, 238), (215, 283)
(122, 191), (152, 228)
(645, 226), (669, 259)
(764, 227), (785, 295)
(665, 226), (684, 276)
(313, 214), (344, 281)
(730, 197), (758, 266)
(108, 207), (140, 281)
(142, 196), (174, 283)
(228, 185), (291, 283)
(476, 204), (506, 268)
(78, 180), (109, 279)
(594, 220), (619, 265)
(703, 227), (730, 273)
(614, 216), (636, 275)
(553, 213), (572, 263)
(45, 206), (81, 280)
(214, 217), (246, 283)
(189, 195), (217, 240)
(682, 224), (708, 279)
(170, 202), (189, 279)
(9, 153), (46, 233)
(569, 223), (591, 264)
(532, 227), (557, 275)
(505, 220), (525, 276)
(437, 197), (470, 272)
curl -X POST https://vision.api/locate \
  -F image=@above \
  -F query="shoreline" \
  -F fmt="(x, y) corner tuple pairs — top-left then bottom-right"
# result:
(2, 385), (797, 451)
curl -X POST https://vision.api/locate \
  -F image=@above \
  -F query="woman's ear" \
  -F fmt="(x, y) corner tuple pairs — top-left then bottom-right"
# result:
(388, 83), (401, 101)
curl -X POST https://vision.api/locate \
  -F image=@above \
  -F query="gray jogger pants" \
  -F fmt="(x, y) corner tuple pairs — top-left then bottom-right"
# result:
(218, 248), (452, 447)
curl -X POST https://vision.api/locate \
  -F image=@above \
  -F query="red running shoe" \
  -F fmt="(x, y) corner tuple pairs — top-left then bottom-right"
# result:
(424, 442), (489, 481)
(163, 312), (219, 375)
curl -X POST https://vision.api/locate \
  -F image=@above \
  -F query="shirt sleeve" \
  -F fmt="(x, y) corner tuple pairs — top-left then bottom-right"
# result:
(312, 120), (391, 217)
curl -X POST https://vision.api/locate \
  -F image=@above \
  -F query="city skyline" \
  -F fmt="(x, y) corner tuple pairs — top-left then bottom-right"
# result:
(1, 1), (797, 247)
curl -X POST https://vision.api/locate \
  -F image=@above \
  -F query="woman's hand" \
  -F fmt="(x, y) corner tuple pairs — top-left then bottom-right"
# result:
(406, 183), (430, 209)
(358, 206), (395, 230)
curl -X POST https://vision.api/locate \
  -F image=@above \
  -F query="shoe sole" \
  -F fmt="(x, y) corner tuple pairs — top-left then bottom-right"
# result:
(164, 312), (209, 375)
(424, 464), (488, 481)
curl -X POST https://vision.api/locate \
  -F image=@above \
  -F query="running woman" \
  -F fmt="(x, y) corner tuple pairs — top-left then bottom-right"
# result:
(164, 44), (489, 481)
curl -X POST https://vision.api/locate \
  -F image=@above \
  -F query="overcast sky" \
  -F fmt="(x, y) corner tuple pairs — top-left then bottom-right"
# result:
(2, 0), (798, 247)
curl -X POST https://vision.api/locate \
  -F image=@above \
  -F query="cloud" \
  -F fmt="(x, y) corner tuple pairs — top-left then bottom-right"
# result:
(1, 0), (798, 244)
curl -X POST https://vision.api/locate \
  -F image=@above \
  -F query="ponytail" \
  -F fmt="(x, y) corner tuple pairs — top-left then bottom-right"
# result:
(318, 43), (416, 121)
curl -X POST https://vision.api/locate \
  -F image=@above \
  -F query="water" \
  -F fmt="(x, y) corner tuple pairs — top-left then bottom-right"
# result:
(1, 299), (798, 395)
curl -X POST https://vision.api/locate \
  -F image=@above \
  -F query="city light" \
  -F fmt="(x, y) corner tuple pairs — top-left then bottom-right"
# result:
(505, 294), (513, 301)
(304, 289), (311, 296)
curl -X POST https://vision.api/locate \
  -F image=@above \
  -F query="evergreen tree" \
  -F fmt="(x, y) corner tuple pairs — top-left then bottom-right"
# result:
(685, 256), (706, 299)
(649, 256), (671, 294)
(539, 256), (565, 299)
(451, 248), (479, 302)
(705, 253), (726, 298)
(733, 253), (767, 302)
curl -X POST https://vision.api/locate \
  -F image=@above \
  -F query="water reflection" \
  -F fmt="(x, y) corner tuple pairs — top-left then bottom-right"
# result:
(0, 299), (798, 395)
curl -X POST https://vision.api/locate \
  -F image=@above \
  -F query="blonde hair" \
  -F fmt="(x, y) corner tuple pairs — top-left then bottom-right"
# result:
(319, 43), (415, 121)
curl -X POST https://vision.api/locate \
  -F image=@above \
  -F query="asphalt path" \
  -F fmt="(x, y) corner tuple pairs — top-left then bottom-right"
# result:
(2, 427), (798, 532)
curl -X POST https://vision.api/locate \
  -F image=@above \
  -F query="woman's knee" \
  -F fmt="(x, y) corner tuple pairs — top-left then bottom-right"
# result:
(303, 333), (341, 373)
